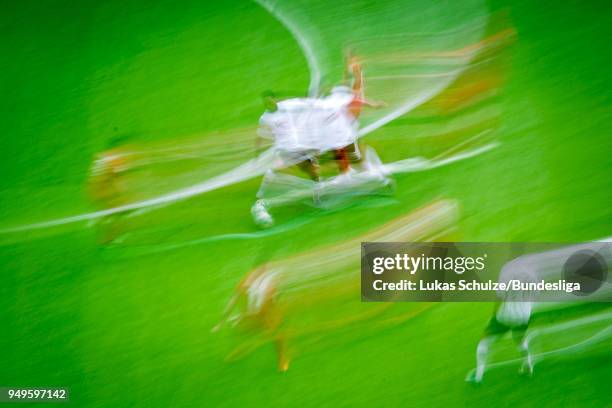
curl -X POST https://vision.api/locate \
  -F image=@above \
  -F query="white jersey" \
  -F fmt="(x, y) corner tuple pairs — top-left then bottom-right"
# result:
(258, 98), (317, 153)
(496, 258), (537, 327)
(496, 297), (533, 328)
(314, 86), (358, 151)
(258, 89), (358, 154)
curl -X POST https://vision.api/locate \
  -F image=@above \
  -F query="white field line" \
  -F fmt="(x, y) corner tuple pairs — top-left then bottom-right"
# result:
(358, 64), (477, 137)
(367, 58), (495, 80)
(382, 141), (498, 175)
(0, 149), (282, 233)
(254, 0), (321, 97)
(431, 129), (492, 160)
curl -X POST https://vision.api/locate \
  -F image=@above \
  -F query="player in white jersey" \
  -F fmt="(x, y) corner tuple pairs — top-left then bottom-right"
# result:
(252, 88), (363, 226)
(257, 91), (321, 180)
(251, 54), (385, 227)
(252, 92), (321, 227)
(468, 260), (537, 383)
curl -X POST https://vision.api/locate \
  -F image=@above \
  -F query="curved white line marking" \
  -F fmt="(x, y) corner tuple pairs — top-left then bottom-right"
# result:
(254, 0), (322, 96)
(358, 48), (483, 138)
(0, 149), (282, 233)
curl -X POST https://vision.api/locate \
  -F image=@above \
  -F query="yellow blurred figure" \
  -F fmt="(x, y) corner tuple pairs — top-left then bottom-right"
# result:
(88, 137), (134, 244)
(215, 199), (459, 371)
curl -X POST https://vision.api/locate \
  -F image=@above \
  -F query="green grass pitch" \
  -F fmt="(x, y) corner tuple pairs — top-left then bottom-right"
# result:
(0, 0), (610, 406)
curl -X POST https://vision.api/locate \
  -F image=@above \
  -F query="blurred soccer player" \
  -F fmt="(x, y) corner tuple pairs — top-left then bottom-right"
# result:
(252, 91), (321, 227)
(257, 90), (321, 181)
(251, 53), (385, 226)
(88, 136), (134, 244)
(468, 301), (534, 384)
(216, 200), (459, 371)
(212, 264), (290, 371)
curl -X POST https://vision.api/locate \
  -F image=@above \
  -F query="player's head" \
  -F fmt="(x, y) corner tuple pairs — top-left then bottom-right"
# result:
(261, 90), (278, 112)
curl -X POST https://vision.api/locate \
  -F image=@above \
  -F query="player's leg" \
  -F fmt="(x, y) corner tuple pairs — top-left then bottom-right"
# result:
(334, 148), (350, 173)
(472, 334), (499, 383)
(297, 157), (323, 205)
(252, 148), (315, 227)
(275, 335), (290, 372)
(259, 292), (289, 371)
(469, 315), (508, 383)
(297, 157), (320, 182)
(251, 199), (274, 228)
(255, 169), (276, 200)
(513, 326), (534, 376)
(252, 170), (276, 227)
(96, 187), (130, 245)
(346, 142), (362, 163)
(101, 213), (130, 244)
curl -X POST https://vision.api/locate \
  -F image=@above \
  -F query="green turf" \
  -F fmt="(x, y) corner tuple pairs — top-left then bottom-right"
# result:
(1, 0), (611, 406)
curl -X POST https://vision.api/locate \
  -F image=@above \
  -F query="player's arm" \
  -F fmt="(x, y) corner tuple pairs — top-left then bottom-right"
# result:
(360, 98), (387, 109)
(211, 281), (246, 332)
(345, 53), (386, 109)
